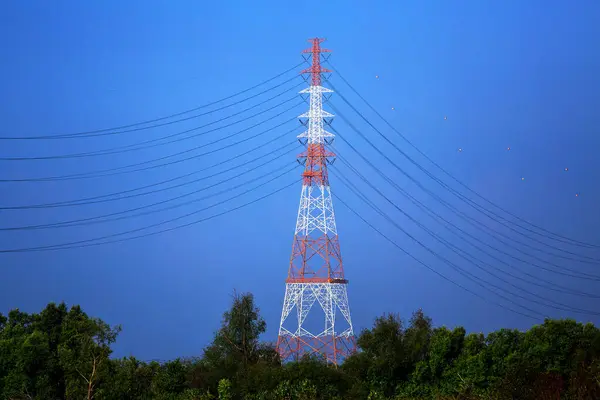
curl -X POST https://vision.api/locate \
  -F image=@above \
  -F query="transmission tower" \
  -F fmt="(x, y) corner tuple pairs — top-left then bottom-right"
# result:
(276, 38), (356, 365)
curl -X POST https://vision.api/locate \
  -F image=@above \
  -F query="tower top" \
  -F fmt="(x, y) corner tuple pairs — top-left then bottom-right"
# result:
(301, 38), (332, 87)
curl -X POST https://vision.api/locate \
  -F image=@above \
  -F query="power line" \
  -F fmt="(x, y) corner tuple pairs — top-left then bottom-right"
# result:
(0, 130), (300, 210)
(331, 188), (540, 321)
(328, 100), (600, 266)
(332, 148), (600, 299)
(0, 80), (303, 162)
(329, 88), (600, 257)
(329, 119), (600, 270)
(2, 146), (299, 231)
(329, 66), (600, 250)
(333, 163), (598, 318)
(1, 99), (303, 182)
(329, 122), (600, 280)
(330, 158), (600, 317)
(0, 63), (305, 140)
(0, 168), (299, 253)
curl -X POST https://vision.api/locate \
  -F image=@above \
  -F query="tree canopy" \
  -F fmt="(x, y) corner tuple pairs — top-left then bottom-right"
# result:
(1, 293), (598, 399)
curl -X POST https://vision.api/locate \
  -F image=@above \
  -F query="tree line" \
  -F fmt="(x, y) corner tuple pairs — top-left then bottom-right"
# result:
(1, 292), (599, 399)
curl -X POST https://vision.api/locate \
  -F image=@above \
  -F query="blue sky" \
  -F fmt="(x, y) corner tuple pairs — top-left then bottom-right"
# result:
(1, 0), (600, 361)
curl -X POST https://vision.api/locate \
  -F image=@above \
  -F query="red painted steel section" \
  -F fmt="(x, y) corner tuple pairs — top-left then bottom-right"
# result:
(300, 38), (331, 87)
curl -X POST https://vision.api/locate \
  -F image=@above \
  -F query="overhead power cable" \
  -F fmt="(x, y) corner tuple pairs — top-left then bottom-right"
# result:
(0, 166), (299, 253)
(328, 117), (600, 269)
(331, 190), (540, 321)
(329, 66), (599, 250)
(332, 164), (597, 319)
(330, 122), (600, 280)
(0, 129), (301, 210)
(328, 100), (600, 266)
(330, 157), (600, 317)
(2, 99), (304, 182)
(2, 146), (300, 231)
(329, 87), (600, 257)
(0, 62), (304, 140)
(332, 147), (599, 299)
(0, 80), (304, 161)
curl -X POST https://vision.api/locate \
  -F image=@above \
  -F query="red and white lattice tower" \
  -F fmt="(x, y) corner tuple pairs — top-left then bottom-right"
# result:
(276, 38), (356, 365)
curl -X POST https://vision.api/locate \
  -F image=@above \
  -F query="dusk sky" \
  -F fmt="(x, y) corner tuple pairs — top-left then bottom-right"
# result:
(1, 0), (600, 362)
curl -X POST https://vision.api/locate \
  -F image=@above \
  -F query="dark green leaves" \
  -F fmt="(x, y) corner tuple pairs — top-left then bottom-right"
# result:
(1, 298), (599, 399)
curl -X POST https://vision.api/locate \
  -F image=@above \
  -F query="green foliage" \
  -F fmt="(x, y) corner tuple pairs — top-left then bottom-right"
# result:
(0, 303), (121, 400)
(1, 296), (599, 399)
(59, 306), (121, 400)
(203, 291), (268, 368)
(218, 378), (232, 400)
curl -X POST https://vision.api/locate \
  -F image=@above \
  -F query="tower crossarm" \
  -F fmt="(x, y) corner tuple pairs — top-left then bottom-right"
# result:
(296, 144), (335, 186)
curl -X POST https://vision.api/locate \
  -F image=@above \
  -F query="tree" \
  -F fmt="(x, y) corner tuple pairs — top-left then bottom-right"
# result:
(151, 359), (189, 397)
(352, 313), (406, 396)
(200, 291), (270, 396)
(58, 305), (121, 400)
(403, 309), (432, 366)
(0, 307), (62, 399)
(103, 356), (155, 399)
(203, 292), (267, 366)
(2, 298), (600, 399)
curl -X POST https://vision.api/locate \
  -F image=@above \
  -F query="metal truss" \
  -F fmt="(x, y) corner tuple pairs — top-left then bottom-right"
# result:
(277, 38), (356, 366)
(277, 282), (355, 364)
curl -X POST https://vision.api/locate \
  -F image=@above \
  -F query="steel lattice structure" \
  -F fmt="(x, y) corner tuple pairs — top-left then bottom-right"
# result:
(276, 38), (356, 365)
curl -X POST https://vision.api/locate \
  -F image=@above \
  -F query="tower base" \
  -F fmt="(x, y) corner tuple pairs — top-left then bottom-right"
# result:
(276, 333), (356, 365)
(276, 282), (356, 365)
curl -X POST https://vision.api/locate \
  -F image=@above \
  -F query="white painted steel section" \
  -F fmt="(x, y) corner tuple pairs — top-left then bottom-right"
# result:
(278, 282), (354, 339)
(294, 84), (338, 236)
(297, 85), (334, 144)
(294, 185), (337, 236)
